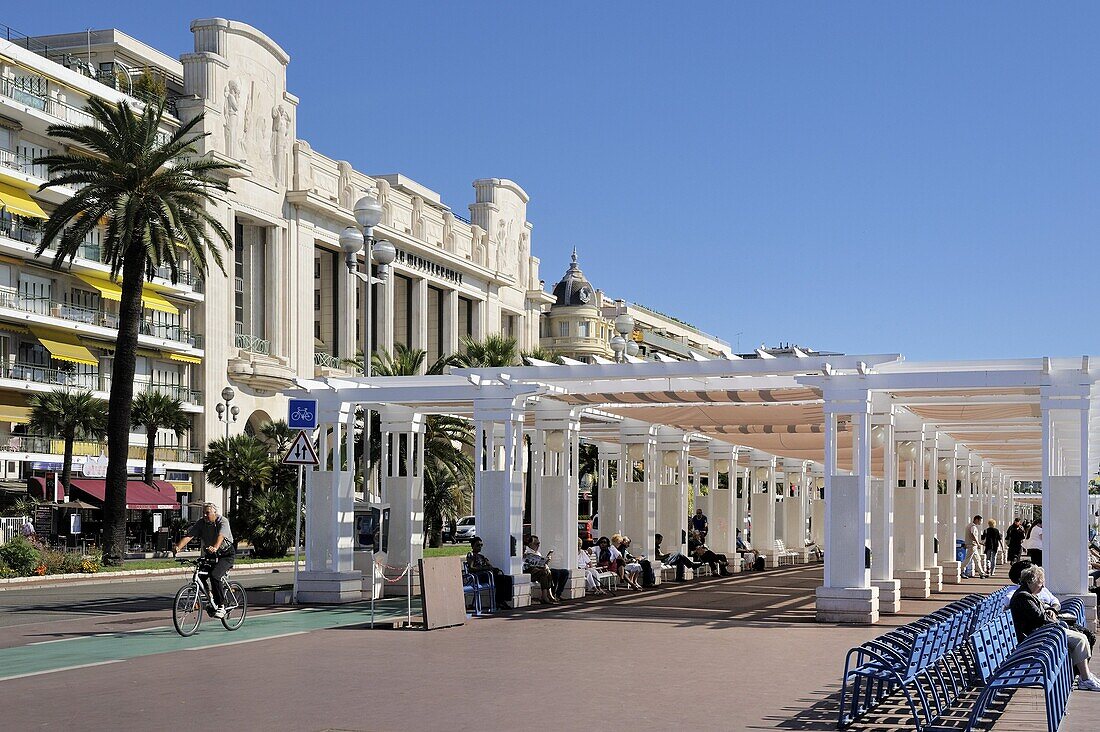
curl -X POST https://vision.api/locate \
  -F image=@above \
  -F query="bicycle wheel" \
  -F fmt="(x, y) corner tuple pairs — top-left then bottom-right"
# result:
(220, 581), (247, 630)
(173, 584), (202, 637)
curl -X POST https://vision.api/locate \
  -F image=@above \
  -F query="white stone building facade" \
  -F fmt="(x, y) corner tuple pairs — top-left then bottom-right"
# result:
(0, 18), (546, 509)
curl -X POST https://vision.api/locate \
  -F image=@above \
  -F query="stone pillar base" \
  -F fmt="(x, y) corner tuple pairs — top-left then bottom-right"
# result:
(815, 585), (880, 624)
(872, 579), (902, 614)
(511, 575), (532, 608)
(926, 565), (944, 593)
(940, 560), (963, 585)
(765, 552), (784, 568)
(898, 570), (931, 599)
(297, 570), (363, 604)
(562, 570), (587, 600)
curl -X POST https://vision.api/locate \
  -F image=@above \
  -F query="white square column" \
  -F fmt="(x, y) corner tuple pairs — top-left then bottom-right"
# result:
(937, 441), (963, 584)
(300, 412), (363, 603)
(532, 402), (583, 599)
(707, 445), (738, 563)
(655, 428), (689, 565)
(597, 442), (622, 539)
(376, 407), (426, 597)
(923, 433), (943, 593)
(749, 452), (779, 566)
(621, 423), (658, 554)
(816, 385), (878, 625)
(869, 401), (900, 613)
(782, 460), (809, 562)
(474, 399), (531, 607)
(1041, 379), (1096, 630)
(895, 427), (930, 599)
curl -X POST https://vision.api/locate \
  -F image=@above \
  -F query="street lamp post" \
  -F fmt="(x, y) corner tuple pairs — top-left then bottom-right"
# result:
(214, 386), (239, 440)
(611, 311), (635, 363)
(340, 195), (397, 500)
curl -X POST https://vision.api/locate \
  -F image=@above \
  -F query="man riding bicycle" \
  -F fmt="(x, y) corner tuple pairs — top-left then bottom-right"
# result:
(173, 503), (235, 618)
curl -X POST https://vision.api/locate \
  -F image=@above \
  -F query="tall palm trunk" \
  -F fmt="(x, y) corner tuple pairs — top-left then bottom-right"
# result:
(61, 428), (75, 494)
(144, 428), (156, 485)
(102, 249), (147, 565)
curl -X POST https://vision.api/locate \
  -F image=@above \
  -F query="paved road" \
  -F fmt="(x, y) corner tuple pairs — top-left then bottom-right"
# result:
(0, 572), (289, 631)
(0, 565), (1095, 731)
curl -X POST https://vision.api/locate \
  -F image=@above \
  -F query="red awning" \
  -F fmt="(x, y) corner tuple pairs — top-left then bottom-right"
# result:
(28, 477), (180, 510)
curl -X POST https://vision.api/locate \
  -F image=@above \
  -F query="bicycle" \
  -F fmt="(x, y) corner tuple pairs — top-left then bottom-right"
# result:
(172, 557), (247, 637)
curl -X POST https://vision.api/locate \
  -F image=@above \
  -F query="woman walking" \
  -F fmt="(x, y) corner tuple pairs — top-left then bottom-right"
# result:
(981, 519), (1003, 577)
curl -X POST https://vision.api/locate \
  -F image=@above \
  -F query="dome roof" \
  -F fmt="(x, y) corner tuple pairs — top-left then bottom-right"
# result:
(551, 249), (596, 308)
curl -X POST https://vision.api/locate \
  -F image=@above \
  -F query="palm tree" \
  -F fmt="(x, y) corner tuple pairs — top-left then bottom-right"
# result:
(28, 388), (108, 493)
(521, 347), (564, 365)
(459, 334), (518, 368)
(37, 98), (236, 564)
(203, 435), (273, 527)
(130, 391), (190, 485)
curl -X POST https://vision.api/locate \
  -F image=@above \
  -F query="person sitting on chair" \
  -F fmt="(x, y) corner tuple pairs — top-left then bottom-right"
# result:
(654, 533), (693, 581)
(1008, 564), (1100, 691)
(688, 530), (732, 576)
(577, 538), (605, 594)
(595, 536), (624, 587)
(523, 535), (566, 603)
(615, 535), (648, 589)
(465, 536), (514, 609)
(736, 529), (760, 569)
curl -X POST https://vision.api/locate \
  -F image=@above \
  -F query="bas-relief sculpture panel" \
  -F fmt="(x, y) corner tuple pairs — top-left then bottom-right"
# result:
(219, 37), (294, 189)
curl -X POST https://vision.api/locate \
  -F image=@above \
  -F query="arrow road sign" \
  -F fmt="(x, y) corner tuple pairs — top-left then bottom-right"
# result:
(282, 430), (319, 466)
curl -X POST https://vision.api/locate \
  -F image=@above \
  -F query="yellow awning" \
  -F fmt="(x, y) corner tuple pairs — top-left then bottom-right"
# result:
(76, 273), (123, 302)
(169, 480), (193, 494)
(139, 288), (178, 315)
(0, 404), (30, 424)
(30, 327), (99, 367)
(168, 353), (202, 365)
(75, 273), (179, 315)
(0, 182), (47, 219)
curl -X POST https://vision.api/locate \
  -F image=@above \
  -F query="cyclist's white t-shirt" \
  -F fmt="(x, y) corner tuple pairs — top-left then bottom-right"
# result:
(187, 516), (234, 555)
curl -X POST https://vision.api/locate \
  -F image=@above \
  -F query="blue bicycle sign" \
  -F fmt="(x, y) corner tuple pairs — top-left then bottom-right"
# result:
(287, 399), (318, 430)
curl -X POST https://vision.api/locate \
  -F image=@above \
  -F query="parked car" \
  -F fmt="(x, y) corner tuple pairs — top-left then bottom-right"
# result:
(454, 515), (477, 542)
(578, 519), (593, 542)
(441, 519), (457, 544)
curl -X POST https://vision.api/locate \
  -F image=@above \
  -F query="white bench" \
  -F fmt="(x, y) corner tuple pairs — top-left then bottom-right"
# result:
(773, 539), (799, 566)
(588, 552), (618, 594)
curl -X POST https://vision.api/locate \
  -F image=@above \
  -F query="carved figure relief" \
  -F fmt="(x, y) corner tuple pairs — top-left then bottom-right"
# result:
(271, 105), (291, 186)
(411, 196), (424, 240)
(338, 160), (355, 208)
(471, 225), (486, 266)
(375, 179), (392, 226)
(442, 212), (455, 252)
(223, 80), (240, 158)
(518, 231), (530, 288)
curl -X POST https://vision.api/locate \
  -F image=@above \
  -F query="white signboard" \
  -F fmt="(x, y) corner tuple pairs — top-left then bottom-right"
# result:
(282, 430), (319, 466)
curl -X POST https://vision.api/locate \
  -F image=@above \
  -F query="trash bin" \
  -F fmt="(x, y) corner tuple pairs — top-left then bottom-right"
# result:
(955, 539), (966, 563)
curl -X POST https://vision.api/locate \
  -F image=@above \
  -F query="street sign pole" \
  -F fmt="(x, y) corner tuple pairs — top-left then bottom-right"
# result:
(282, 426), (319, 605)
(293, 463), (303, 604)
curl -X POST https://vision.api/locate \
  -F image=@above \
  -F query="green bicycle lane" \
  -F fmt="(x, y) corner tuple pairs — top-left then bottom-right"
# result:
(0, 598), (421, 682)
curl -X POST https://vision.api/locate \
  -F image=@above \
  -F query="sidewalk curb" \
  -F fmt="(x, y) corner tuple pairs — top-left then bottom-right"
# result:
(0, 561), (299, 591)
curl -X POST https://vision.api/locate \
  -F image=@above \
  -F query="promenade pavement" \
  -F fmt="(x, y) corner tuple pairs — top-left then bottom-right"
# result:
(0, 563), (1096, 731)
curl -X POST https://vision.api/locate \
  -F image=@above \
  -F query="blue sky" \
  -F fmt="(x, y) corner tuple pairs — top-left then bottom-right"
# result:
(10, 3), (1098, 360)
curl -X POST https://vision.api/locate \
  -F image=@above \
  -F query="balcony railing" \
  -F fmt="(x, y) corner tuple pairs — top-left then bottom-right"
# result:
(0, 289), (201, 348)
(235, 333), (270, 355)
(1, 364), (202, 405)
(0, 76), (96, 126)
(0, 434), (201, 463)
(139, 382), (203, 405)
(2, 362), (100, 389)
(314, 351), (341, 369)
(0, 146), (49, 179)
(0, 218), (43, 246)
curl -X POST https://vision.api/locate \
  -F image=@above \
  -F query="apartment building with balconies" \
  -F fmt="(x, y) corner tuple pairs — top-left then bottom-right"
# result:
(1, 17), (550, 511)
(0, 24), (203, 499)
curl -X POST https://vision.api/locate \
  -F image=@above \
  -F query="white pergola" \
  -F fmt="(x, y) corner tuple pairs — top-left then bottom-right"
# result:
(286, 353), (1100, 625)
